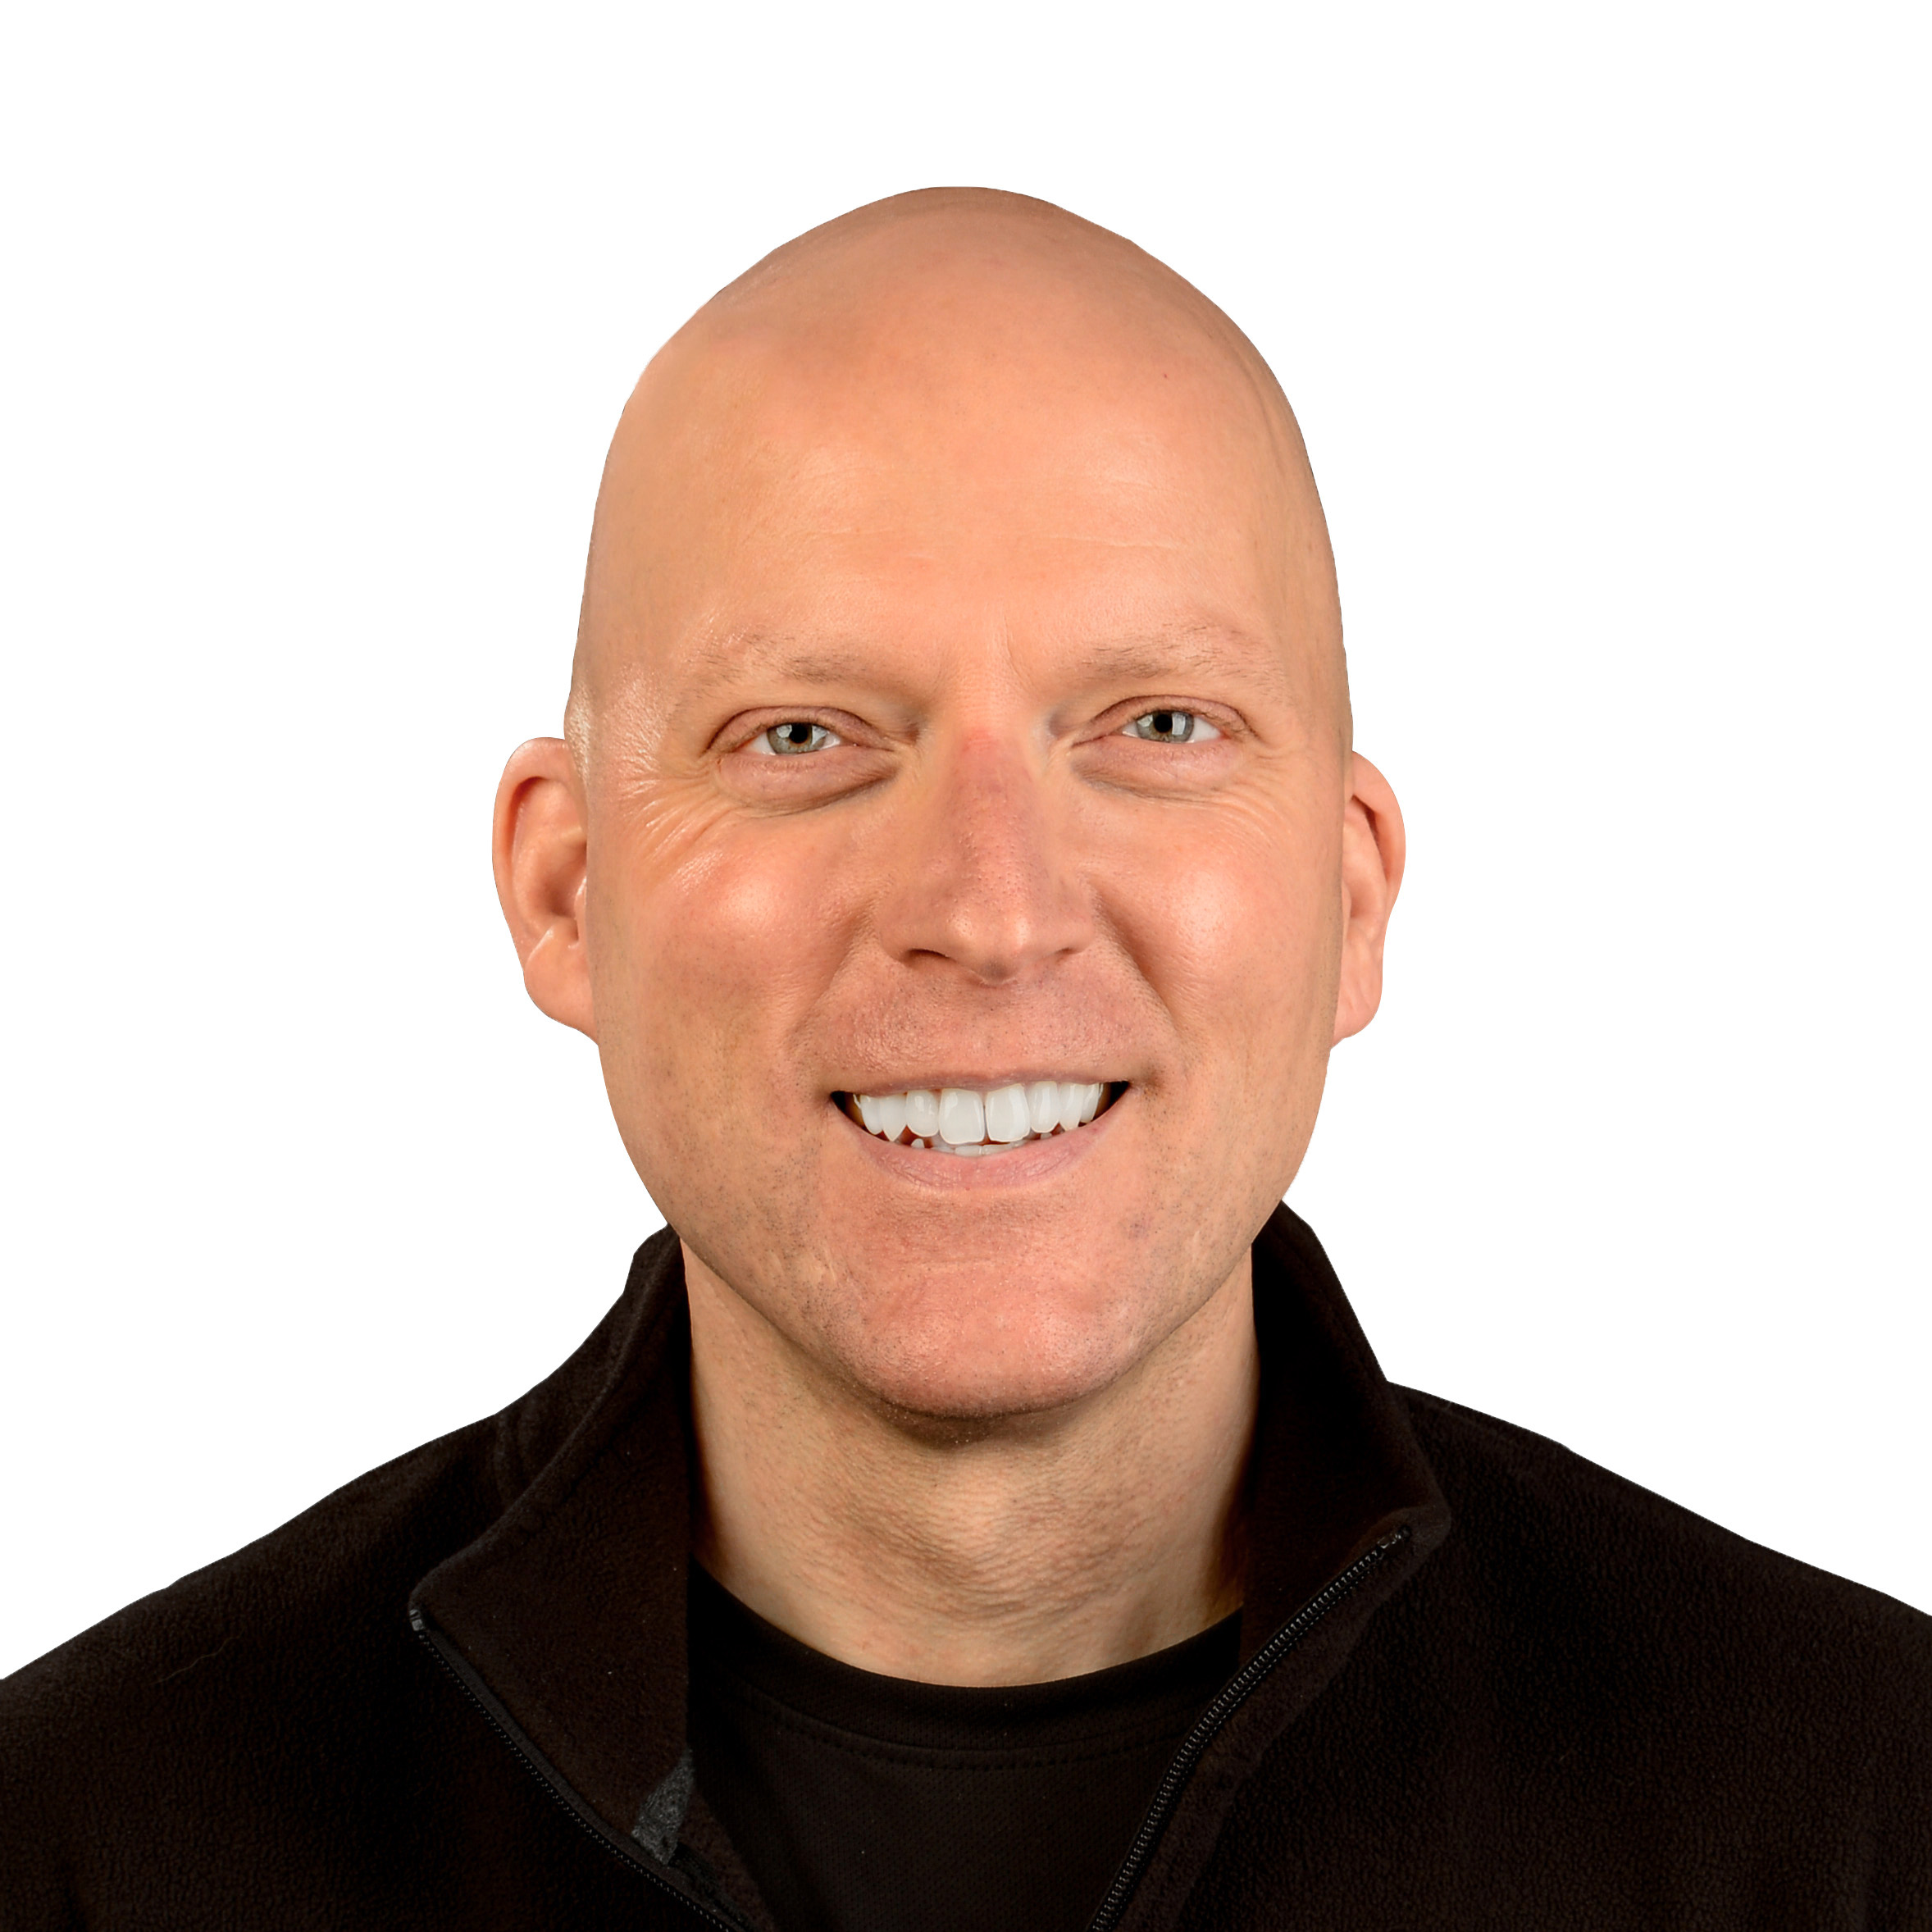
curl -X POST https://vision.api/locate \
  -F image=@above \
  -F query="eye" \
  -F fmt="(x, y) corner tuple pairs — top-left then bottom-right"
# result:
(1119, 709), (1219, 744)
(750, 721), (845, 756)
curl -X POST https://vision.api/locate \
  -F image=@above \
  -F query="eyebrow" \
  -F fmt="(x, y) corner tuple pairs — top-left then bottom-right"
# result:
(1062, 625), (1285, 689)
(674, 620), (1288, 712)
(677, 631), (884, 703)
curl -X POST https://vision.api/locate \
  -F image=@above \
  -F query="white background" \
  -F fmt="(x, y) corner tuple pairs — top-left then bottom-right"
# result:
(2, 2), (1927, 1677)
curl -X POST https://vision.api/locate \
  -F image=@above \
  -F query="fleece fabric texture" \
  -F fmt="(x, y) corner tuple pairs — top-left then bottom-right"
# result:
(2, 1206), (1928, 1930)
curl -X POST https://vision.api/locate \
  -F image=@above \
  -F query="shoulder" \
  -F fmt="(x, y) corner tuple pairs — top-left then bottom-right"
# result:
(0, 1414), (503, 1920)
(0, 1410), (498, 1747)
(1397, 1386), (1932, 1749)
(0, 1241), (668, 1740)
(0, 1246), (681, 1923)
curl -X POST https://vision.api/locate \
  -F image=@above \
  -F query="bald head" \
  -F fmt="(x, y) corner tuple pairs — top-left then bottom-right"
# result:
(567, 188), (1345, 767)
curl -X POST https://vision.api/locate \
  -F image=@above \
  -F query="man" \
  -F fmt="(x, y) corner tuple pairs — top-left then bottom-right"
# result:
(2, 189), (1927, 1928)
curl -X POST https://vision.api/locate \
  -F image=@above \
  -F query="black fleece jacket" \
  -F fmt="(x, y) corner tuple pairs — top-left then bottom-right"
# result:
(3, 1208), (1929, 1928)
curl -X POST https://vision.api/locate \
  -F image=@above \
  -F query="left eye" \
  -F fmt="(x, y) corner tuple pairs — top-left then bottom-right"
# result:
(1120, 709), (1219, 744)
(752, 722), (843, 756)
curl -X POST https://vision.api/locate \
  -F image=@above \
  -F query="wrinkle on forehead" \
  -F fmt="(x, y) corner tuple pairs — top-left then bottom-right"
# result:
(567, 189), (1346, 772)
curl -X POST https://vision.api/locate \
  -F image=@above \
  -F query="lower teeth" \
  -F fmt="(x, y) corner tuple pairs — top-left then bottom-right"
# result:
(928, 1132), (1055, 1155)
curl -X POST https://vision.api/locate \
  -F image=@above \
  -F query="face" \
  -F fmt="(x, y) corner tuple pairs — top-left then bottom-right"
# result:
(508, 260), (1393, 1423)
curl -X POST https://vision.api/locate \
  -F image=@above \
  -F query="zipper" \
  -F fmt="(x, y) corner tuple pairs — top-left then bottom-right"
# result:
(1084, 1524), (1413, 1932)
(417, 1521), (1410, 1932)
(412, 1608), (751, 1931)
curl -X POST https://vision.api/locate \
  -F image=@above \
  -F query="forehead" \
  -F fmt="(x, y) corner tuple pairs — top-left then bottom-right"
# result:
(578, 250), (1333, 741)
(626, 344), (1292, 649)
(681, 304), (1287, 522)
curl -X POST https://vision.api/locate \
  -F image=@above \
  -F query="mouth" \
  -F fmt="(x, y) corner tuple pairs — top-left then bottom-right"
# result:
(836, 1080), (1126, 1159)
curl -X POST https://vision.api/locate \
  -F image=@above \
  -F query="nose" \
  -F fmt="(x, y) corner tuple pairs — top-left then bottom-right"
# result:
(873, 730), (1093, 984)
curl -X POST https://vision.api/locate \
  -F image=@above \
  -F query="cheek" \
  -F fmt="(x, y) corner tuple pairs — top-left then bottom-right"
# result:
(590, 814), (857, 1121)
(1102, 806), (1341, 1087)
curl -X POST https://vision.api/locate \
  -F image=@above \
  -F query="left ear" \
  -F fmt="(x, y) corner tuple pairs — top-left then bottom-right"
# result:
(1333, 753), (1405, 1044)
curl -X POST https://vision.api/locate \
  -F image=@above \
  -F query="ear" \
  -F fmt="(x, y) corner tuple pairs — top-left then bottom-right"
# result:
(1333, 752), (1405, 1044)
(493, 737), (596, 1039)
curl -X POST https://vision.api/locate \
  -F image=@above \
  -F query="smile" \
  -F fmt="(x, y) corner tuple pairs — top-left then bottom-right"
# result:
(841, 1081), (1119, 1157)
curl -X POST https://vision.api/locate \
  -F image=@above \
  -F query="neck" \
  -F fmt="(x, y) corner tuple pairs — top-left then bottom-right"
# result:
(683, 1245), (1260, 1686)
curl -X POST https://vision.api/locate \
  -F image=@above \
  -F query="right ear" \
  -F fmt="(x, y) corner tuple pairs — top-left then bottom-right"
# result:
(492, 737), (596, 1038)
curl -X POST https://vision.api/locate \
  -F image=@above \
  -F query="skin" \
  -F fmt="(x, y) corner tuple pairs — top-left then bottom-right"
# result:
(494, 189), (1403, 1685)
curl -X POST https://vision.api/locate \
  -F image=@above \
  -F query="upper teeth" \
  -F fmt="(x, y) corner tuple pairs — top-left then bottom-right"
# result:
(852, 1081), (1105, 1153)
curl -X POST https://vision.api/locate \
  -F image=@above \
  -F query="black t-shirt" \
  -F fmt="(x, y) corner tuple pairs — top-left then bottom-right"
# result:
(687, 1566), (1240, 1932)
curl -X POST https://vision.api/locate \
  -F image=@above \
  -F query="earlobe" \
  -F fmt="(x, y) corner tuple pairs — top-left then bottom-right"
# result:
(492, 737), (597, 1039)
(1332, 753), (1405, 1045)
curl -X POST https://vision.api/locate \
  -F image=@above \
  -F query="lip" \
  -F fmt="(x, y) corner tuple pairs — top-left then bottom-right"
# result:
(831, 1085), (1128, 1189)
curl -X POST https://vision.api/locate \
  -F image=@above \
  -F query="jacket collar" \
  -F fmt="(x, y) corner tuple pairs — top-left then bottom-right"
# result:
(1239, 1207), (1449, 1660)
(410, 1233), (697, 1841)
(409, 1204), (1451, 1851)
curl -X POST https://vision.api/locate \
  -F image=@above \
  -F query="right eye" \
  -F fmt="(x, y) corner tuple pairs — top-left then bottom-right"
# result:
(750, 722), (844, 756)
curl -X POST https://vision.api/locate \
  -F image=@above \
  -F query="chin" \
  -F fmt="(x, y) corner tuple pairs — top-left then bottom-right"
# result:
(808, 1264), (1161, 1428)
